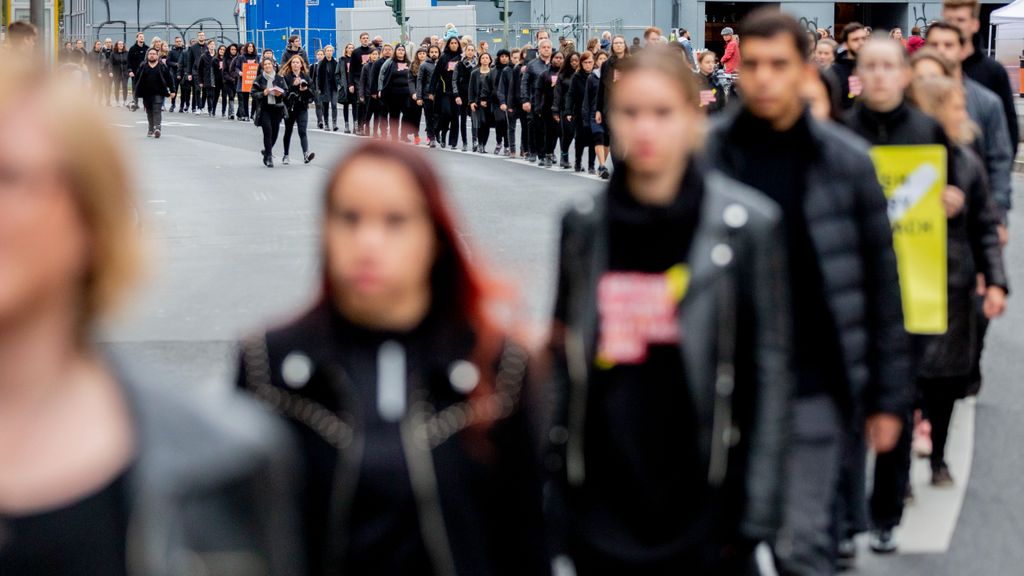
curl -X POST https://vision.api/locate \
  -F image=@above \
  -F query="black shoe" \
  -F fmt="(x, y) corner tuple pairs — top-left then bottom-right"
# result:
(263, 154), (271, 168)
(560, 155), (571, 169)
(304, 152), (315, 164)
(229, 114), (235, 120)
(527, 154), (537, 163)
(345, 123), (351, 133)
(574, 163), (582, 172)
(154, 128), (161, 139)
(318, 122), (324, 130)
(598, 166), (610, 180)
(462, 144), (468, 152)
(588, 166), (596, 175)
(932, 463), (954, 487)
(333, 125), (339, 132)
(147, 130), (153, 137)
(869, 529), (898, 554)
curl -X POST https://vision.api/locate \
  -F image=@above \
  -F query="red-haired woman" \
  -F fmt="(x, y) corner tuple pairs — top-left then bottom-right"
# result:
(237, 141), (550, 576)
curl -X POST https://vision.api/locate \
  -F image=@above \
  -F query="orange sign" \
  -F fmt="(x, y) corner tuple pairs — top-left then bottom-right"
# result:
(241, 62), (259, 93)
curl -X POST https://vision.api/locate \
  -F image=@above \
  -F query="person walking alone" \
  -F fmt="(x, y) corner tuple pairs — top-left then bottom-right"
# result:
(281, 55), (316, 166)
(134, 48), (174, 138)
(252, 57), (288, 167)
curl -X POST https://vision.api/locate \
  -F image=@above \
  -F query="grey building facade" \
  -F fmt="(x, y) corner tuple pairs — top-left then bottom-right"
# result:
(63, 0), (241, 45)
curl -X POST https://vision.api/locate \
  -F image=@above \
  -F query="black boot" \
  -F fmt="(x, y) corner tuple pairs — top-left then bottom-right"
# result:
(560, 153), (571, 169)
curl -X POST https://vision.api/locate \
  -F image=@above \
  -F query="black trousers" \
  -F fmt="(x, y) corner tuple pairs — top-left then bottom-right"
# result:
(423, 99), (437, 141)
(384, 93), (409, 141)
(493, 107), (508, 148)
(238, 91), (251, 118)
(529, 110), (548, 157)
(342, 101), (352, 126)
(192, 79), (204, 110)
(206, 86), (220, 114)
(457, 101), (471, 145)
(178, 77), (191, 110)
(518, 108), (530, 153)
(259, 105), (284, 157)
(365, 97), (384, 136)
(559, 116), (575, 157)
(406, 101), (423, 137)
(142, 95), (164, 131)
(322, 88), (339, 126)
(919, 377), (963, 469)
(476, 106), (493, 147)
(114, 73), (129, 103)
(439, 95), (459, 147)
(221, 84), (235, 116)
(574, 119), (595, 168)
(283, 107), (309, 156)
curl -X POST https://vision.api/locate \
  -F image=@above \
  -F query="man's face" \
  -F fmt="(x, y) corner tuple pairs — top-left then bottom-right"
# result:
(539, 41), (552, 59)
(942, 6), (980, 42)
(738, 34), (810, 123)
(147, 49), (158, 62)
(361, 34), (370, 47)
(846, 28), (869, 56)
(136, 33), (144, 45)
(326, 46), (334, 59)
(857, 42), (910, 111)
(175, 38), (183, 47)
(511, 51), (520, 65)
(198, 32), (206, 43)
(926, 29), (965, 65)
(76, 40), (84, 50)
(645, 32), (658, 43)
(104, 39), (112, 49)
(382, 45), (393, 58)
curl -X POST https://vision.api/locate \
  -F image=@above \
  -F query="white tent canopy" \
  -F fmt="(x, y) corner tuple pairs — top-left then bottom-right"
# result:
(991, 0), (1024, 25)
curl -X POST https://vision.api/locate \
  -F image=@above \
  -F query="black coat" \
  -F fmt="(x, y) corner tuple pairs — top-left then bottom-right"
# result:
(316, 57), (345, 94)
(133, 61), (174, 99)
(430, 49), (462, 98)
(110, 50), (130, 78)
(547, 163), (794, 551)
(348, 46), (374, 90)
(707, 107), (912, 418)
(552, 71), (573, 116)
(830, 57), (857, 111)
(417, 58), (436, 100)
(167, 45), (185, 77)
(251, 73), (289, 113)
(127, 42), (148, 75)
(197, 51), (218, 87)
(694, 71), (726, 113)
(282, 72), (315, 113)
(519, 57), (550, 110)
(237, 303), (551, 576)
(452, 57), (476, 99)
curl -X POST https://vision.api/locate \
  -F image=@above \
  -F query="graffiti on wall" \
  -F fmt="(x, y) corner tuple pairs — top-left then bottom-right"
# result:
(912, 3), (932, 31)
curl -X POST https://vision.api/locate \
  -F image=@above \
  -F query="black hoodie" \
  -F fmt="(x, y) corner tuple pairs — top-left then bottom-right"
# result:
(127, 41), (148, 75)
(430, 46), (462, 98)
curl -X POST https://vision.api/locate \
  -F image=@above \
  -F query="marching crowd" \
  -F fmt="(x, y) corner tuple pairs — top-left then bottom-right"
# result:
(0, 1), (1016, 574)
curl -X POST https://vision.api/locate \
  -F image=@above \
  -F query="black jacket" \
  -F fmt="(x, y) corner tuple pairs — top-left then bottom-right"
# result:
(223, 54), (240, 86)
(468, 67), (498, 107)
(280, 47), (309, 67)
(110, 50), (130, 78)
(348, 46), (374, 90)
(127, 42), (148, 75)
(238, 303), (551, 576)
(963, 49), (1019, 157)
(316, 57), (345, 94)
(197, 51), (218, 87)
(283, 72), (315, 113)
(430, 49), (462, 98)
(133, 61), (174, 99)
(582, 71), (601, 125)
(87, 49), (110, 76)
(547, 162), (794, 551)
(184, 42), (205, 77)
(566, 71), (588, 120)
(520, 57), (551, 110)
(378, 57), (413, 96)
(251, 73), (289, 112)
(496, 63), (521, 109)
(417, 58), (436, 99)
(694, 71), (726, 114)
(167, 45), (185, 77)
(594, 55), (624, 116)
(707, 107), (912, 418)
(368, 57), (388, 97)
(552, 70), (573, 116)
(830, 57), (858, 110)
(452, 57), (476, 99)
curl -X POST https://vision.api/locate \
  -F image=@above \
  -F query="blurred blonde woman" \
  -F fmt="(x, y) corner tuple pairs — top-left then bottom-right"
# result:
(0, 58), (300, 575)
(909, 74), (1008, 486)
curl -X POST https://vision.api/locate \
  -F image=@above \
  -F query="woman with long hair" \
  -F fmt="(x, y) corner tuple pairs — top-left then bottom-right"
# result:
(568, 50), (596, 173)
(539, 51), (564, 165)
(595, 35), (629, 170)
(379, 44), (414, 142)
(252, 56), (288, 167)
(109, 40), (129, 106)
(453, 44), (478, 151)
(584, 51), (610, 177)
(281, 55), (316, 166)
(221, 43), (240, 119)
(407, 46), (427, 145)
(694, 50), (726, 113)
(358, 48), (382, 138)
(909, 75), (1007, 486)
(553, 51), (579, 169)
(341, 42), (356, 132)
(0, 57), (299, 576)
(430, 36), (463, 149)
(491, 49), (511, 154)
(235, 42), (259, 121)
(87, 40), (110, 105)
(237, 141), (550, 576)
(468, 51), (497, 153)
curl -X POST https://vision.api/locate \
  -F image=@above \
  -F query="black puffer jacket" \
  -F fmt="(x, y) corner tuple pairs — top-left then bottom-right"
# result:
(707, 106), (912, 418)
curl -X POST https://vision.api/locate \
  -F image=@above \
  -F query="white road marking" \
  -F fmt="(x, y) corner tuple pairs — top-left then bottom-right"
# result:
(895, 398), (976, 553)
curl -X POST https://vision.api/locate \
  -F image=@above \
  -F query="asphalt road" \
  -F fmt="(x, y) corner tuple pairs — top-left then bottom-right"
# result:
(102, 106), (1024, 575)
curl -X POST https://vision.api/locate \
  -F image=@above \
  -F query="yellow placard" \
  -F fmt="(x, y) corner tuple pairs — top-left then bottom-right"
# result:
(869, 145), (948, 334)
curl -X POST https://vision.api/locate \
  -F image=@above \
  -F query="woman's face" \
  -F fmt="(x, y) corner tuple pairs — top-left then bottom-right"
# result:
(464, 46), (475, 59)
(229, 46), (238, 57)
(218, 46), (226, 57)
(262, 59), (275, 74)
(699, 53), (716, 75)
(611, 69), (700, 175)
(814, 44), (835, 67)
(325, 157), (437, 318)
(93, 41), (102, 51)
(116, 41), (124, 51)
(570, 54), (580, 70)
(940, 90), (969, 142)
(552, 53), (564, 68)
(913, 59), (947, 82)
(290, 58), (302, 74)
(345, 44), (354, 57)
(612, 37), (626, 56)
(0, 100), (89, 328)
(448, 38), (460, 53)
(370, 51), (380, 62)
(396, 46), (406, 60)
(892, 28), (904, 40)
(581, 57), (594, 73)
(417, 50), (426, 62)
(596, 54), (608, 68)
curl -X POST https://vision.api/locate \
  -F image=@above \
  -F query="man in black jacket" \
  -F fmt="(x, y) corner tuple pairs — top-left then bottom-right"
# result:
(134, 48), (174, 138)
(127, 32), (148, 109)
(182, 31), (208, 114)
(705, 11), (911, 576)
(520, 39), (553, 165)
(830, 22), (868, 110)
(349, 32), (374, 135)
(281, 35), (308, 66)
(945, 0), (1019, 158)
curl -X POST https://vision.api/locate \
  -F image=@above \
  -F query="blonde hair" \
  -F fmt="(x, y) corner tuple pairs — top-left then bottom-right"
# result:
(910, 76), (978, 145)
(0, 57), (141, 333)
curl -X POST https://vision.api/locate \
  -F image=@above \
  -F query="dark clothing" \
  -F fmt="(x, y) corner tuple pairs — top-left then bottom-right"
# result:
(348, 45), (374, 91)
(316, 57), (345, 94)
(133, 62), (174, 99)
(238, 303), (551, 576)
(0, 472), (130, 576)
(252, 73), (288, 156)
(167, 45), (185, 78)
(695, 71), (726, 113)
(197, 51), (218, 88)
(184, 42), (205, 77)
(418, 58), (436, 99)
(728, 111), (841, 400)
(963, 49), (1019, 157)
(126, 42), (148, 76)
(548, 159), (793, 571)
(380, 58), (413, 97)
(843, 100), (949, 148)
(708, 106), (912, 419)
(830, 57), (858, 110)
(281, 47), (309, 66)
(520, 57), (551, 110)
